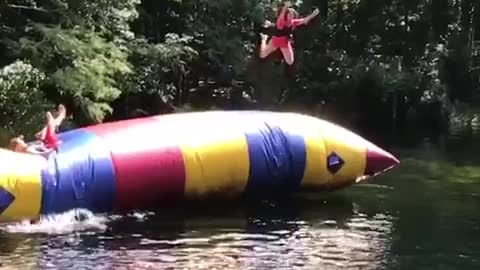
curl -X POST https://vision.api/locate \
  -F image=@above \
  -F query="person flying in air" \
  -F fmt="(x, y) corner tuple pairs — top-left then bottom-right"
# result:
(258, 2), (320, 70)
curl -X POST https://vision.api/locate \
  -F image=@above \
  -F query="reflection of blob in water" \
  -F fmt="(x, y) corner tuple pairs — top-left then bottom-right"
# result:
(106, 203), (393, 270)
(169, 210), (393, 270)
(0, 196), (394, 269)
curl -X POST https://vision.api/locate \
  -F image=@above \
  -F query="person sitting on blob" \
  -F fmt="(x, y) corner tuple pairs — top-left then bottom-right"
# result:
(259, 2), (319, 70)
(9, 104), (66, 157)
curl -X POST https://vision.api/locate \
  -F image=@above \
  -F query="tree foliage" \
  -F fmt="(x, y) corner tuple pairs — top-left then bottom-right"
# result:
(0, 60), (52, 137)
(0, 0), (479, 136)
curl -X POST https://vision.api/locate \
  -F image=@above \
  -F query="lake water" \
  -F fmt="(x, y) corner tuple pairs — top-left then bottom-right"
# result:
(1, 127), (480, 270)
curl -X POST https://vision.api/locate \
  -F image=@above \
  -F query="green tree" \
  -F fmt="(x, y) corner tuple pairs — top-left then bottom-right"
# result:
(0, 60), (53, 139)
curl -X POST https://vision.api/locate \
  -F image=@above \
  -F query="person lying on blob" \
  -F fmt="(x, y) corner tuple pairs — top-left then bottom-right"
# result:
(9, 104), (66, 157)
(258, 2), (320, 70)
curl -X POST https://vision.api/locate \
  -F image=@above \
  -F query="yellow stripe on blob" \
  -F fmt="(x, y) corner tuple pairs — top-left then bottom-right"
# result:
(153, 112), (251, 199)
(0, 149), (45, 222)
(316, 118), (367, 189)
(301, 123), (330, 189)
(280, 114), (368, 190)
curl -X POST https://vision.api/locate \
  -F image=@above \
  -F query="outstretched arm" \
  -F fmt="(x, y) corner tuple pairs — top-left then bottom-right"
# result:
(292, 8), (320, 27)
(279, 5), (289, 17)
(275, 4), (290, 28)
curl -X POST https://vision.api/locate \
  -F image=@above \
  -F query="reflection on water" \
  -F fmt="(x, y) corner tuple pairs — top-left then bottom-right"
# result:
(0, 196), (394, 270)
(102, 210), (392, 270)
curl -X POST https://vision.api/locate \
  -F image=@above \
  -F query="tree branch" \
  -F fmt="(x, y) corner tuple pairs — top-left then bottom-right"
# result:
(6, 4), (48, 13)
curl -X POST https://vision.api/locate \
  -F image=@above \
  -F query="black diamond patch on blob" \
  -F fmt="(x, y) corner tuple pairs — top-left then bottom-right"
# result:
(327, 152), (345, 174)
(0, 187), (15, 215)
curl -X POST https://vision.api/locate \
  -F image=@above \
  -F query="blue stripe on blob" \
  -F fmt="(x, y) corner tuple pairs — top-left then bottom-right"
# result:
(40, 129), (116, 215)
(244, 119), (307, 196)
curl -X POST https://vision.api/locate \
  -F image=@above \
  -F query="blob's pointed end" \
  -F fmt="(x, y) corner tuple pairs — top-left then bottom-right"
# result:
(364, 143), (400, 176)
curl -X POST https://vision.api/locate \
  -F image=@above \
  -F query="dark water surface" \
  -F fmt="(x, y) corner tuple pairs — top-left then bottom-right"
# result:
(1, 127), (480, 270)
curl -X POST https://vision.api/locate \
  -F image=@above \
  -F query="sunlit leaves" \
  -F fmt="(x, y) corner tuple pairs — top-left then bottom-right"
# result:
(0, 60), (52, 137)
(17, 25), (132, 123)
(38, 26), (132, 122)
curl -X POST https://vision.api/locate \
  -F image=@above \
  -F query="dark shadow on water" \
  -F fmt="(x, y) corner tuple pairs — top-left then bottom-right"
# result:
(45, 190), (397, 269)
(0, 232), (28, 254)
(100, 193), (359, 249)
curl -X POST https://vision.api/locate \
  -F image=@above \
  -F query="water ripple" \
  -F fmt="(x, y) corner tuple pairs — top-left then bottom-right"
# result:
(0, 204), (394, 270)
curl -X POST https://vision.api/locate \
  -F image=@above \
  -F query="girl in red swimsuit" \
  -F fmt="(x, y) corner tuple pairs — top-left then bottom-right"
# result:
(39, 111), (61, 150)
(35, 104), (66, 149)
(258, 4), (319, 66)
(9, 104), (66, 156)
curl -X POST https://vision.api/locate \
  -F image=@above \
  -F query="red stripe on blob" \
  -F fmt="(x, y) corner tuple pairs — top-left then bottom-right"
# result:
(84, 117), (185, 211)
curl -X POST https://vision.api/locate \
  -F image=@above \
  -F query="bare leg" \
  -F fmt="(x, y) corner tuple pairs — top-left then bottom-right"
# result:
(54, 104), (66, 126)
(43, 111), (60, 149)
(36, 104), (67, 139)
(46, 111), (55, 128)
(279, 43), (295, 65)
(259, 34), (278, 59)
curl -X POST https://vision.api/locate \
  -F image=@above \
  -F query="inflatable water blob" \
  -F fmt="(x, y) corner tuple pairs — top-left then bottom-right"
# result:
(0, 111), (399, 223)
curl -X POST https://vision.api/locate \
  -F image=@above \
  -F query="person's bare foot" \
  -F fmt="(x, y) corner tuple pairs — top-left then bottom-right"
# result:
(57, 104), (66, 119)
(260, 33), (268, 42)
(54, 104), (66, 126)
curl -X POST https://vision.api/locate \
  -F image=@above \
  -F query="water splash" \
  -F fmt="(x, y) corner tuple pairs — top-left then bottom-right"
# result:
(0, 209), (109, 235)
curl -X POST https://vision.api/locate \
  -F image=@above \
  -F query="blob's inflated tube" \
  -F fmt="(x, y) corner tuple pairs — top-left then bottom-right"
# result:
(0, 110), (399, 223)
